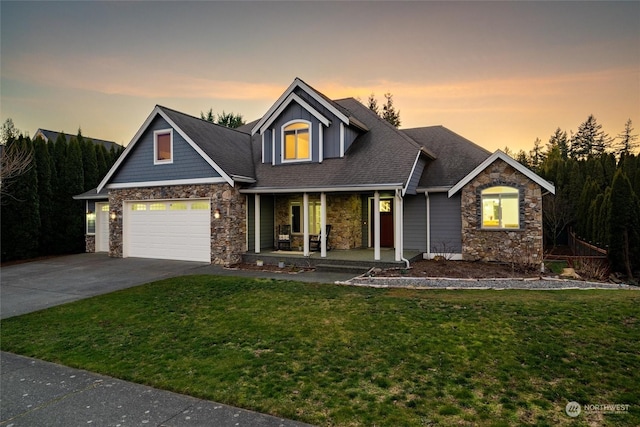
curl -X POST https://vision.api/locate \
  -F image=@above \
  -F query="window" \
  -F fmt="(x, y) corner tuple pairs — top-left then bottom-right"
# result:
(170, 202), (187, 211)
(283, 122), (310, 161)
(131, 203), (147, 211)
(191, 202), (210, 210)
(481, 186), (520, 229)
(291, 201), (321, 234)
(86, 212), (96, 234)
(149, 203), (166, 211)
(154, 129), (173, 164)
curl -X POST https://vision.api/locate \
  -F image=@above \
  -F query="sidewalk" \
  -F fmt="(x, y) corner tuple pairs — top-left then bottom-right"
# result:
(1, 352), (313, 427)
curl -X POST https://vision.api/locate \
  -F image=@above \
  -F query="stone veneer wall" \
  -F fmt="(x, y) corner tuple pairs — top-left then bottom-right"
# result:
(85, 235), (96, 253)
(461, 159), (543, 265)
(274, 194), (362, 250)
(108, 184), (246, 265)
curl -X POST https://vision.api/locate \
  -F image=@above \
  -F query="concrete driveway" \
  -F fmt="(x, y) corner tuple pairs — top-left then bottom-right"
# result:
(0, 253), (207, 319)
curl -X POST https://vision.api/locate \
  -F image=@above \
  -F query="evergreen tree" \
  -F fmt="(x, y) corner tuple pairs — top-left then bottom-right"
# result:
(547, 127), (569, 159)
(576, 178), (599, 238)
(96, 144), (109, 180)
(33, 136), (55, 255)
(51, 134), (68, 254)
(216, 111), (245, 128)
(82, 140), (99, 190)
(200, 108), (215, 122)
(0, 136), (40, 261)
(569, 115), (612, 160)
(381, 93), (401, 128)
(614, 119), (638, 158)
(367, 93), (379, 115)
(515, 150), (530, 168)
(607, 170), (640, 279)
(61, 138), (86, 253)
(528, 138), (546, 173)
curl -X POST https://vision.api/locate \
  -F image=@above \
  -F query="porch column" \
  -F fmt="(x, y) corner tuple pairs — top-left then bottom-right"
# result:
(374, 191), (381, 260)
(394, 190), (402, 262)
(254, 194), (260, 253)
(303, 192), (310, 256)
(320, 192), (327, 257)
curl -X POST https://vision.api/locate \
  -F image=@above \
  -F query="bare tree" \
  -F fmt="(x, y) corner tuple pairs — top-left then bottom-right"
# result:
(1, 140), (34, 203)
(543, 192), (574, 249)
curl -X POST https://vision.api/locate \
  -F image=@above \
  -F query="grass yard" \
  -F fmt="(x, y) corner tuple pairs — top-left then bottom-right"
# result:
(1, 276), (638, 426)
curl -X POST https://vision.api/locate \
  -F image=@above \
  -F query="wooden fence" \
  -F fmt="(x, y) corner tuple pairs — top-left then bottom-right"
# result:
(568, 228), (608, 258)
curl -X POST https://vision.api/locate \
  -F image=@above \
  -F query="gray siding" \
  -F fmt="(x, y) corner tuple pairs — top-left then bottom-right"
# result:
(429, 192), (462, 253)
(111, 116), (220, 184)
(361, 194), (370, 247)
(247, 195), (275, 250)
(343, 125), (359, 154)
(262, 129), (273, 163)
(403, 195), (427, 251)
(271, 102), (323, 164)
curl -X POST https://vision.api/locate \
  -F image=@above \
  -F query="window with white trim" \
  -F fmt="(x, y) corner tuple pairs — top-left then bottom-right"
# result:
(481, 186), (520, 229)
(282, 122), (310, 161)
(290, 201), (321, 234)
(154, 129), (173, 164)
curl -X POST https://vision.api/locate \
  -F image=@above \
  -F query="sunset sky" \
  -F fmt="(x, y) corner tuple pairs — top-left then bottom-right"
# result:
(2, 1), (638, 153)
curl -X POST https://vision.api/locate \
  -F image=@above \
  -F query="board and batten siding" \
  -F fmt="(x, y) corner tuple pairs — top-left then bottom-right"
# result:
(403, 195), (427, 252)
(247, 195), (275, 250)
(271, 102), (323, 164)
(429, 192), (462, 254)
(110, 115), (220, 184)
(405, 157), (426, 195)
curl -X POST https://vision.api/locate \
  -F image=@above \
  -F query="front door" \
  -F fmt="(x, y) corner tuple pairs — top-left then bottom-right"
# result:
(370, 199), (394, 248)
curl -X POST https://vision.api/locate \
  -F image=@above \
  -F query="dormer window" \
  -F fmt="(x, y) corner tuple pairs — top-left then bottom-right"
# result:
(282, 121), (310, 162)
(154, 129), (173, 164)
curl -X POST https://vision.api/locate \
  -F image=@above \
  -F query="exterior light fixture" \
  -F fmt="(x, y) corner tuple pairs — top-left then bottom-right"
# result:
(214, 208), (221, 219)
(110, 211), (117, 220)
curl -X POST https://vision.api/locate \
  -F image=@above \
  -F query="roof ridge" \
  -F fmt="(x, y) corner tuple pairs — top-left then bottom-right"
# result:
(403, 125), (491, 155)
(156, 105), (250, 136)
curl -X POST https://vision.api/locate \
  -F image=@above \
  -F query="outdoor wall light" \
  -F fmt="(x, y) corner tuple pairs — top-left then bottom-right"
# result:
(110, 211), (117, 220)
(214, 208), (221, 219)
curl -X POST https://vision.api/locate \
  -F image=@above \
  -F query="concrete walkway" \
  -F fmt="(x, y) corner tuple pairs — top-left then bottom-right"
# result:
(1, 253), (355, 427)
(1, 352), (312, 427)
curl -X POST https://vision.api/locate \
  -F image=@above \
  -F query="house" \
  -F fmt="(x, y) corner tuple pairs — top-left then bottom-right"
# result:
(34, 129), (122, 151)
(74, 78), (554, 266)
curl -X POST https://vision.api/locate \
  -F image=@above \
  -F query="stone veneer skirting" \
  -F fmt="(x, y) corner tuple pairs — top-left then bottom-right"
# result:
(108, 184), (246, 265)
(85, 235), (96, 253)
(461, 158), (543, 265)
(274, 194), (363, 250)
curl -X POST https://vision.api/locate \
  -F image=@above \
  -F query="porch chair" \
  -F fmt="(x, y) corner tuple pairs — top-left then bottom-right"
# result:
(309, 224), (332, 252)
(277, 224), (292, 251)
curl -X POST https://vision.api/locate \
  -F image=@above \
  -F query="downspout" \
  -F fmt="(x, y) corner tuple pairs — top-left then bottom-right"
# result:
(397, 189), (411, 269)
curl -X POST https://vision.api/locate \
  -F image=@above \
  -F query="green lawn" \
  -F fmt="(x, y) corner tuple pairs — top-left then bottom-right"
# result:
(1, 276), (638, 426)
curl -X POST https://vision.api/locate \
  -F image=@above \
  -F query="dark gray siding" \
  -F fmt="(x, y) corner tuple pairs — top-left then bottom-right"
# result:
(429, 192), (462, 253)
(403, 195), (427, 251)
(405, 157), (426, 195)
(271, 102), (323, 164)
(361, 195), (370, 247)
(343, 125), (359, 154)
(247, 195), (275, 250)
(111, 116), (220, 184)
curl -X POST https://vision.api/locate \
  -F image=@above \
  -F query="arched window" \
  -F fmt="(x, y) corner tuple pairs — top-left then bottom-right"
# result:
(481, 186), (520, 229)
(283, 121), (310, 161)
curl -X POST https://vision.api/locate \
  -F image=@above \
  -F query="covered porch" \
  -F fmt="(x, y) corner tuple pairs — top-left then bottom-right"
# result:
(241, 248), (423, 271)
(244, 187), (411, 264)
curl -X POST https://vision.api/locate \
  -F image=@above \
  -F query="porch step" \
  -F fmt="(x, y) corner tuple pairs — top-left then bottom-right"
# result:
(314, 264), (372, 274)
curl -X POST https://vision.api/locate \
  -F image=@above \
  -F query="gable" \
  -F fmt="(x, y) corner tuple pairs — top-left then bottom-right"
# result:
(448, 150), (555, 196)
(107, 115), (223, 188)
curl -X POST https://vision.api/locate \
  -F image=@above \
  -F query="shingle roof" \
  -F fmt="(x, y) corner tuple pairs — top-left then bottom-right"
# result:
(158, 106), (255, 180)
(401, 126), (491, 188)
(73, 187), (109, 200)
(35, 129), (121, 151)
(248, 98), (424, 190)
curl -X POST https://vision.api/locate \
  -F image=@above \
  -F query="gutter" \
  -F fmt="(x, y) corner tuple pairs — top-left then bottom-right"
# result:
(240, 183), (404, 194)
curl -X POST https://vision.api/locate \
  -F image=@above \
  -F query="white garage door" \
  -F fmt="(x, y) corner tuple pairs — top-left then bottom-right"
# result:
(124, 200), (211, 262)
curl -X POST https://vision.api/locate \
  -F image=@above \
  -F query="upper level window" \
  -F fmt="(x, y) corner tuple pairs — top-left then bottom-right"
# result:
(283, 121), (310, 162)
(481, 186), (520, 229)
(154, 129), (173, 164)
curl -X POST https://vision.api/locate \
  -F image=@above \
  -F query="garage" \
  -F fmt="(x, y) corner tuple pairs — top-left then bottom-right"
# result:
(124, 199), (211, 262)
